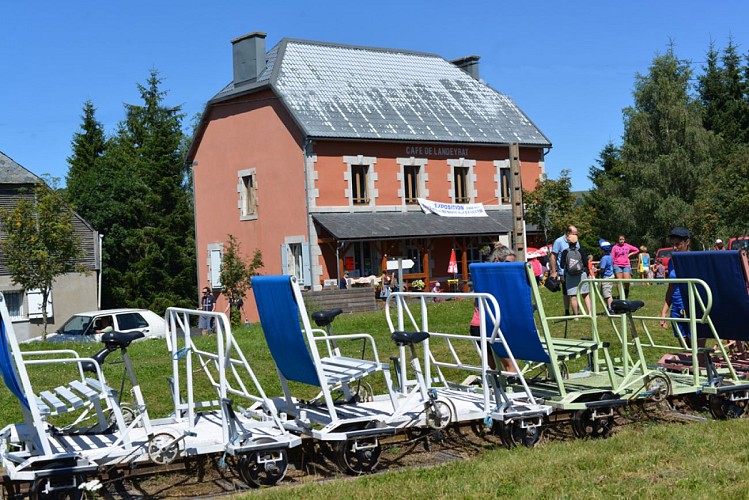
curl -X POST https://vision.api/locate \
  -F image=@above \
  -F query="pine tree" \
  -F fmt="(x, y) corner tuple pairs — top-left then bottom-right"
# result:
(70, 71), (196, 312)
(65, 100), (107, 214)
(617, 46), (720, 249)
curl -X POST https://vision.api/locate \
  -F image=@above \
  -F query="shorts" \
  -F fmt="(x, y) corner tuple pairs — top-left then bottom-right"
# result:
(613, 266), (632, 274)
(199, 315), (213, 330)
(564, 272), (589, 296)
(670, 308), (690, 338)
(601, 281), (613, 299)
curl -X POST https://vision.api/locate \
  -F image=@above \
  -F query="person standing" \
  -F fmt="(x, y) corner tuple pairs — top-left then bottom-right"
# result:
(558, 232), (590, 316)
(638, 246), (650, 284)
(660, 227), (704, 347)
(550, 226), (578, 316)
(199, 287), (216, 336)
(598, 240), (615, 310)
(612, 235), (639, 298)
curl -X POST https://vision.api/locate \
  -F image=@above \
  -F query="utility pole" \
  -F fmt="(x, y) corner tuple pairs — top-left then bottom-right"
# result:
(509, 143), (525, 261)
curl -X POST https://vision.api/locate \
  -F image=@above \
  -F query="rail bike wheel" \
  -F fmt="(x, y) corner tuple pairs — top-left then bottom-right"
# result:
(147, 432), (180, 465)
(237, 438), (289, 487)
(29, 475), (84, 500)
(335, 438), (381, 475)
(499, 420), (543, 448)
(107, 404), (137, 427)
(708, 394), (747, 420)
(571, 409), (614, 439)
(426, 400), (452, 430)
(644, 374), (672, 402)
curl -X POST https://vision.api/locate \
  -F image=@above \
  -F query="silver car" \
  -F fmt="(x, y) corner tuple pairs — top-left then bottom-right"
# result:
(46, 309), (166, 343)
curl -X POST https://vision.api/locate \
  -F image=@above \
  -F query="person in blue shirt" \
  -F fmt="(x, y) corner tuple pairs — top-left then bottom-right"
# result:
(598, 239), (614, 310)
(659, 226), (705, 348)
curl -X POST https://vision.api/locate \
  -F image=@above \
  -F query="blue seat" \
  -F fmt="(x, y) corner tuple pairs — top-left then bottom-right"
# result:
(252, 275), (321, 386)
(471, 262), (551, 363)
(471, 262), (607, 365)
(671, 250), (749, 340)
(252, 275), (394, 423)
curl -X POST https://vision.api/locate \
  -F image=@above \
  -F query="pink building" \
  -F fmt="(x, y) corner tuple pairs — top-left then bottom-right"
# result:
(187, 32), (551, 321)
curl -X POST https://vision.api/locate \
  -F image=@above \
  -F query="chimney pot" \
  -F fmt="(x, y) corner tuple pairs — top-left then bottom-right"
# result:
(231, 31), (267, 85)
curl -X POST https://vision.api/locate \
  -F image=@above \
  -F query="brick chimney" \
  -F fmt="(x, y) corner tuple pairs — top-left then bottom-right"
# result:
(451, 55), (480, 80)
(231, 32), (267, 85)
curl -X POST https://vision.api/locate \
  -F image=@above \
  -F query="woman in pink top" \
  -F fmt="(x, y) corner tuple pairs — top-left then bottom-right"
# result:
(611, 235), (639, 297)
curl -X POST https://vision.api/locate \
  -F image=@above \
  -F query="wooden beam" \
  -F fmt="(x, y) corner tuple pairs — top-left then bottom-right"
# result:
(509, 142), (525, 261)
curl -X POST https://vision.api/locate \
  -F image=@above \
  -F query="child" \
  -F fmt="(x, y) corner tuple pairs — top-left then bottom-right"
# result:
(598, 239), (614, 310)
(638, 246), (650, 283)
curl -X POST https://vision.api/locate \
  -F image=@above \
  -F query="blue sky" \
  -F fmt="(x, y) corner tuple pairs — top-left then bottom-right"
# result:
(2, 1), (747, 191)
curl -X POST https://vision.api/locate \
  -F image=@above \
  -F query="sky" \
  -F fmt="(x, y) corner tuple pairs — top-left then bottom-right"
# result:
(3, 1), (748, 191)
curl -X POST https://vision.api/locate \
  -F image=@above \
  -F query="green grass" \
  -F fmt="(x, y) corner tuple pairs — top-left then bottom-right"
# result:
(247, 418), (749, 499)
(4, 282), (741, 497)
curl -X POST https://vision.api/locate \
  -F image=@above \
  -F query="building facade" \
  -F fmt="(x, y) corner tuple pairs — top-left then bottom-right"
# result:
(188, 33), (551, 320)
(0, 152), (101, 341)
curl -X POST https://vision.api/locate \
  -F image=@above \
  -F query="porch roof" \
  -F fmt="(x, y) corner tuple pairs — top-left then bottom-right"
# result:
(312, 211), (513, 242)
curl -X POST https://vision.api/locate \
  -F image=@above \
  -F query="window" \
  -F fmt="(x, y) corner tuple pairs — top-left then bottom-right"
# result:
(116, 313), (148, 330)
(209, 247), (222, 289)
(351, 165), (369, 205)
(404, 165), (420, 204)
(238, 170), (257, 219)
(499, 167), (511, 204)
(3, 291), (24, 321)
(453, 167), (469, 203)
(281, 241), (311, 286)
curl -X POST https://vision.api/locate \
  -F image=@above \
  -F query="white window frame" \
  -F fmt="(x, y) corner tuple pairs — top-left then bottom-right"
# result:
(281, 237), (311, 286)
(3, 290), (25, 321)
(343, 155), (377, 209)
(237, 168), (258, 221)
(448, 158), (476, 204)
(207, 243), (223, 290)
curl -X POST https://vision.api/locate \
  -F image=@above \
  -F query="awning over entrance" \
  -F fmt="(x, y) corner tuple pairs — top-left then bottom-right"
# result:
(313, 211), (513, 241)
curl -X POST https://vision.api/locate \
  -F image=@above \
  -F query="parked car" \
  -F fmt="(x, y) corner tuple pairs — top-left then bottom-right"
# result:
(655, 247), (673, 269)
(42, 309), (166, 343)
(728, 236), (749, 251)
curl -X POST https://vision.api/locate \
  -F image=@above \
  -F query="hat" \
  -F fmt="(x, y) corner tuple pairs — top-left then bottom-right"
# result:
(716, 239), (723, 244)
(669, 227), (691, 239)
(598, 238), (612, 250)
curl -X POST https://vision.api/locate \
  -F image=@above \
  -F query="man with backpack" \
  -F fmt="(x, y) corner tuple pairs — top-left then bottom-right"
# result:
(550, 226), (578, 315)
(559, 230), (591, 316)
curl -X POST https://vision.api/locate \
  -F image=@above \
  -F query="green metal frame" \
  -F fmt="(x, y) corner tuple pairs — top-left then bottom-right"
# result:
(585, 276), (749, 400)
(517, 264), (629, 411)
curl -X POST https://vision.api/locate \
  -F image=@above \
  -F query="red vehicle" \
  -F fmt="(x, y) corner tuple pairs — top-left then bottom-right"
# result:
(655, 247), (673, 269)
(728, 236), (749, 251)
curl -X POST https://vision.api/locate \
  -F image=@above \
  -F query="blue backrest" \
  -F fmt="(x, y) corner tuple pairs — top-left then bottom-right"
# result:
(251, 275), (321, 386)
(0, 317), (28, 408)
(470, 262), (551, 363)
(671, 250), (749, 340)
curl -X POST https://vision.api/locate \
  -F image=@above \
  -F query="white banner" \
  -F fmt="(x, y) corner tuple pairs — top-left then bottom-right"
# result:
(417, 198), (487, 217)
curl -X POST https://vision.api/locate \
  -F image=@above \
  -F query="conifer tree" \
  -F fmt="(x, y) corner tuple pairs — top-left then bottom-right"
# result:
(65, 100), (107, 213)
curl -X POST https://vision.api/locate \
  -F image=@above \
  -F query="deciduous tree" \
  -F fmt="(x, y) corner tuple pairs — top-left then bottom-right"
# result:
(0, 182), (84, 338)
(219, 235), (263, 326)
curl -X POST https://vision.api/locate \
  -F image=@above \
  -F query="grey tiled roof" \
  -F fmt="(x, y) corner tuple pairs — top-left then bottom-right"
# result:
(212, 39), (550, 147)
(0, 151), (40, 184)
(313, 211), (512, 241)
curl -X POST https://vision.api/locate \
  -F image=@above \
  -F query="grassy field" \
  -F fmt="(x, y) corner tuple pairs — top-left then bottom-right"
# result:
(4, 281), (744, 498)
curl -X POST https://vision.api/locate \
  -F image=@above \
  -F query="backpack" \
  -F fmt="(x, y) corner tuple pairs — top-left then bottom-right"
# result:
(565, 246), (585, 275)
